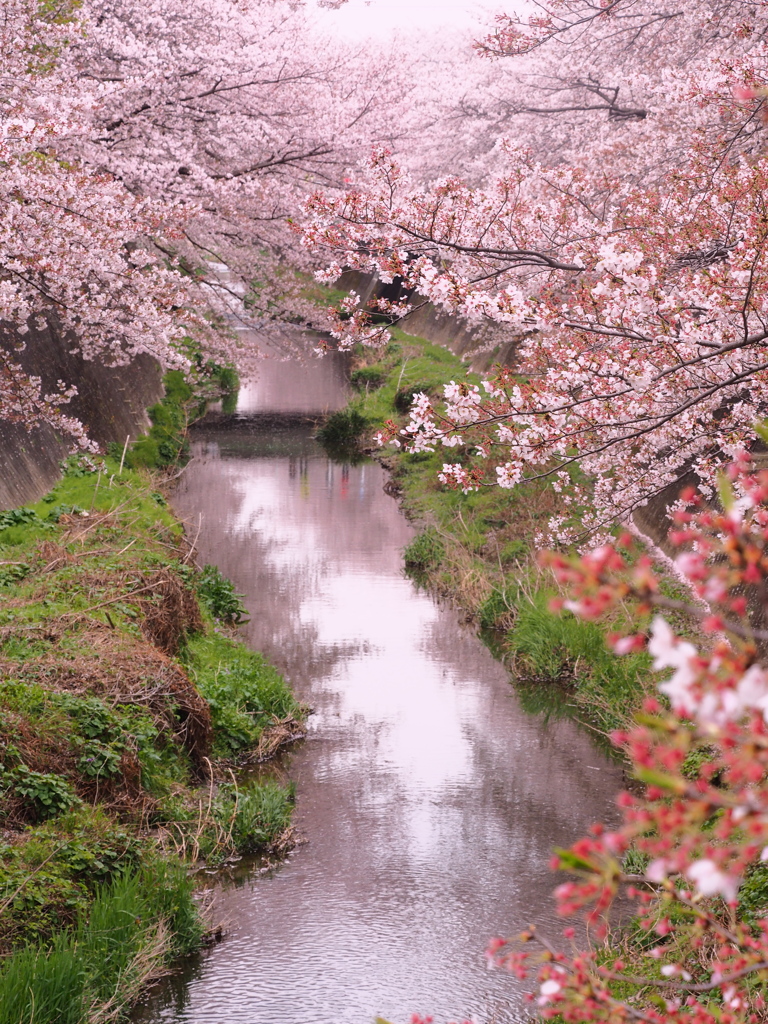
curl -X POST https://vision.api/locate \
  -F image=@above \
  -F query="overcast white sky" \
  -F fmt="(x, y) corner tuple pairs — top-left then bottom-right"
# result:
(313, 0), (508, 40)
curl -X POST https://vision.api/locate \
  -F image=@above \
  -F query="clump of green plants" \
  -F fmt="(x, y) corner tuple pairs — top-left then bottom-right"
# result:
(214, 779), (294, 855)
(185, 634), (302, 759)
(478, 586), (515, 630)
(0, 808), (142, 951)
(506, 597), (650, 731)
(316, 406), (368, 447)
(197, 564), (248, 623)
(4, 765), (80, 821)
(403, 528), (445, 572)
(350, 366), (386, 390)
(0, 563), (31, 588)
(0, 860), (202, 1024)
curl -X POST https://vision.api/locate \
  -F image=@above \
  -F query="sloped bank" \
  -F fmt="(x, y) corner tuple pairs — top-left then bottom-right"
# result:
(0, 453), (304, 1022)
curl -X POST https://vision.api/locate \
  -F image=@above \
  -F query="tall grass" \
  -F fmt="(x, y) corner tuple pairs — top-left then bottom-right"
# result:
(507, 597), (650, 731)
(0, 860), (202, 1024)
(186, 634), (301, 758)
(216, 780), (294, 854)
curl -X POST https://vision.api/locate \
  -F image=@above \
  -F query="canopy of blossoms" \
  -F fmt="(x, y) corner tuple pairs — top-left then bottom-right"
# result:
(304, 0), (768, 540)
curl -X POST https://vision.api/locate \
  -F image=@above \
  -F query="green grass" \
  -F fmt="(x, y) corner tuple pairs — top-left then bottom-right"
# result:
(185, 633), (302, 759)
(507, 596), (650, 732)
(0, 457), (304, 1017)
(0, 860), (202, 1024)
(403, 528), (445, 572)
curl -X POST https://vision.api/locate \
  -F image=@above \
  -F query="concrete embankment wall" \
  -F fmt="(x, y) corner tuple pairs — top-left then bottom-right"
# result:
(337, 271), (518, 372)
(0, 321), (163, 509)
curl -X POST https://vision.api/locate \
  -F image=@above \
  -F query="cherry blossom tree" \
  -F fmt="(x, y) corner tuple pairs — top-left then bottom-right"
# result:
(303, 0), (768, 541)
(0, 0), (203, 444)
(1, 0), (411, 442)
(61, 0), (412, 321)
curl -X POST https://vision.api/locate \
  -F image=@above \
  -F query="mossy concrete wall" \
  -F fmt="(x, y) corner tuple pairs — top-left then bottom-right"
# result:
(337, 271), (517, 371)
(1, 321), (163, 509)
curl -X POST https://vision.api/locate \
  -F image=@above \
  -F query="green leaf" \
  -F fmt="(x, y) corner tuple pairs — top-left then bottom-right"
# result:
(553, 847), (597, 873)
(634, 768), (686, 793)
(717, 474), (735, 513)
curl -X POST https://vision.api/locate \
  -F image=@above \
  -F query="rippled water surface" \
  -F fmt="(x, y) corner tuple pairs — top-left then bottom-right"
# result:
(135, 332), (624, 1024)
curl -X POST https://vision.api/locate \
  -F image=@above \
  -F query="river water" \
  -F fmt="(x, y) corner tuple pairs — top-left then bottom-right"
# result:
(134, 330), (624, 1024)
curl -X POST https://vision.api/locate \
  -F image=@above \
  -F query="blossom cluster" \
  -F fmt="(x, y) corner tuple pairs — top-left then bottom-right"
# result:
(303, 0), (768, 540)
(486, 459), (768, 1024)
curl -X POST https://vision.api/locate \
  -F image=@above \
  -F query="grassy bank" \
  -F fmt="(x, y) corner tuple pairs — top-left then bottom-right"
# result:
(0, 452), (303, 1020)
(319, 329), (658, 734)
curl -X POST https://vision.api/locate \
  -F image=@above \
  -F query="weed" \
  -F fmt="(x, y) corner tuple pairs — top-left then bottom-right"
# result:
(197, 564), (248, 624)
(186, 634), (300, 759)
(76, 740), (124, 781)
(507, 598), (650, 731)
(0, 860), (203, 1024)
(622, 846), (650, 875)
(0, 563), (31, 588)
(213, 780), (294, 855)
(498, 540), (527, 564)
(5, 765), (80, 821)
(478, 586), (515, 630)
(403, 528), (445, 572)
(739, 860), (768, 925)
(350, 366), (386, 389)
(0, 508), (47, 530)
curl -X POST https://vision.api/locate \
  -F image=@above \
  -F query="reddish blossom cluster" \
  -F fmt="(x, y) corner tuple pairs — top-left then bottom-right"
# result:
(485, 458), (768, 1023)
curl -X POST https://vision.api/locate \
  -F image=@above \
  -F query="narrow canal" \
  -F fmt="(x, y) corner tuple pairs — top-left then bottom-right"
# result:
(135, 330), (624, 1024)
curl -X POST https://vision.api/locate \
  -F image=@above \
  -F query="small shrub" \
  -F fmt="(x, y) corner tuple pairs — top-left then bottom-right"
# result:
(207, 361), (239, 394)
(350, 366), (386, 389)
(316, 407), (368, 446)
(197, 564), (248, 623)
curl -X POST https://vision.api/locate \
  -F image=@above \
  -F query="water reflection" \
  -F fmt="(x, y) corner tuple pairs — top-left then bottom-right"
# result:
(135, 336), (624, 1024)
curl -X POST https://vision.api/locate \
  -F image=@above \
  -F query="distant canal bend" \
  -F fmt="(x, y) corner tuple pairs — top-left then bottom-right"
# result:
(134, 328), (624, 1024)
